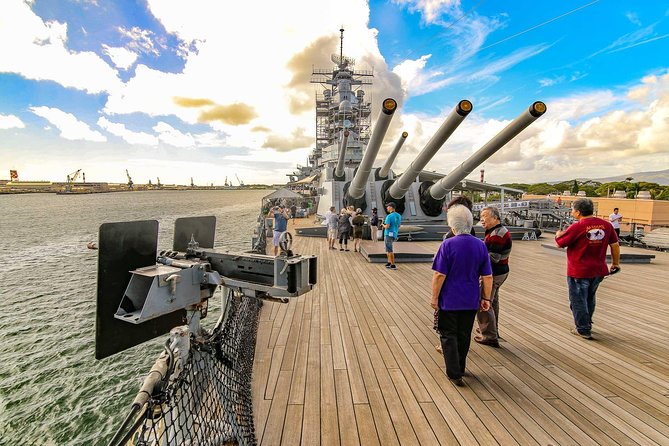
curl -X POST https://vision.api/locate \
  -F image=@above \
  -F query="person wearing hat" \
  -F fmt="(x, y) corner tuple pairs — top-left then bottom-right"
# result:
(383, 202), (401, 269)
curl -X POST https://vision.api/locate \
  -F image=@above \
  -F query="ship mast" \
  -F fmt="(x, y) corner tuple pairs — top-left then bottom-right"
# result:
(309, 28), (373, 169)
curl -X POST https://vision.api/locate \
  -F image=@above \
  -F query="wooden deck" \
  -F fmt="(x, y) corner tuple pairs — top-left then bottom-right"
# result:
(252, 221), (669, 445)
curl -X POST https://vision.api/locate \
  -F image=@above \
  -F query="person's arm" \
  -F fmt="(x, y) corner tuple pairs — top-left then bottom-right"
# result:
(610, 242), (621, 272)
(479, 275), (492, 311)
(431, 272), (446, 310)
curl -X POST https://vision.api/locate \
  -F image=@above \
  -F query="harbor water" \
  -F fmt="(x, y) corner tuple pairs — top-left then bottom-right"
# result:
(0, 189), (270, 445)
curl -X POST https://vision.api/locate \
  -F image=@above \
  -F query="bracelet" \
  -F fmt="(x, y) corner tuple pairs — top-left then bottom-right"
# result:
(481, 298), (491, 302)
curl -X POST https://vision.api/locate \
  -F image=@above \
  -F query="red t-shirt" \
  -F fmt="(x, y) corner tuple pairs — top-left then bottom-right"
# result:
(555, 217), (618, 278)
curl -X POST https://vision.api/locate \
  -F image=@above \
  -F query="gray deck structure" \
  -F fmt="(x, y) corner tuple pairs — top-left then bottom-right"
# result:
(252, 219), (669, 445)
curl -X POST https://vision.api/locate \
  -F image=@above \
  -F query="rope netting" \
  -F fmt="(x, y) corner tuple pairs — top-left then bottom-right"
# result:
(114, 292), (262, 446)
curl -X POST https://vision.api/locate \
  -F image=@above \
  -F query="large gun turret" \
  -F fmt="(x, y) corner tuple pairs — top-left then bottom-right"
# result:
(344, 98), (397, 211)
(95, 216), (317, 359)
(420, 101), (547, 216)
(334, 130), (350, 180)
(377, 131), (408, 180)
(383, 100), (473, 214)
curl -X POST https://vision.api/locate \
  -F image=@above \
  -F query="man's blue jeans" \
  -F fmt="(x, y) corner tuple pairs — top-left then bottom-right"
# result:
(567, 276), (604, 335)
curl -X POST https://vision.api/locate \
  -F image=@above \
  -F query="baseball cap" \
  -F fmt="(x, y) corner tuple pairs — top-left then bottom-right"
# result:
(385, 202), (396, 209)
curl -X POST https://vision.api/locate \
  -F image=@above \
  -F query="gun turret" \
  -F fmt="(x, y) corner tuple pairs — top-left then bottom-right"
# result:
(384, 100), (473, 213)
(95, 216), (317, 359)
(420, 101), (547, 216)
(334, 130), (350, 180)
(377, 131), (408, 180)
(344, 98), (397, 211)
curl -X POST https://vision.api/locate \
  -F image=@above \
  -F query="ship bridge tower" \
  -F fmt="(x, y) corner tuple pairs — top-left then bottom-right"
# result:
(310, 28), (373, 169)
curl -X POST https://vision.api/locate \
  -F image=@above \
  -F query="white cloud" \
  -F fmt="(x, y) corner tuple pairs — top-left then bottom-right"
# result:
(388, 70), (669, 184)
(102, 45), (138, 70)
(117, 26), (161, 56)
(0, 0), (121, 94)
(0, 114), (25, 129)
(153, 121), (195, 148)
(30, 106), (106, 141)
(97, 117), (158, 145)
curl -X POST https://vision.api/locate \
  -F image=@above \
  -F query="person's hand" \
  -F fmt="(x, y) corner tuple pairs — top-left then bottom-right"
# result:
(431, 298), (438, 310)
(609, 265), (621, 275)
(480, 299), (491, 311)
(555, 229), (564, 238)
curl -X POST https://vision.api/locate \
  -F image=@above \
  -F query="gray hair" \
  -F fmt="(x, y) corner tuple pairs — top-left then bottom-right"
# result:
(481, 206), (501, 221)
(572, 198), (594, 216)
(447, 204), (473, 235)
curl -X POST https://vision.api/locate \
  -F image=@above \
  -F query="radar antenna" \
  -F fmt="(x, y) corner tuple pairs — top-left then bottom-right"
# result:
(331, 28), (355, 68)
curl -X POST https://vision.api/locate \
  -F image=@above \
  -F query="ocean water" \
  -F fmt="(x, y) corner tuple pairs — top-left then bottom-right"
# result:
(0, 189), (270, 445)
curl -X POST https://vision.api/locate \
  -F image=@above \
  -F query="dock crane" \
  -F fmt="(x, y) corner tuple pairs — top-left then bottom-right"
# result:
(125, 169), (134, 190)
(65, 169), (82, 192)
(235, 174), (244, 187)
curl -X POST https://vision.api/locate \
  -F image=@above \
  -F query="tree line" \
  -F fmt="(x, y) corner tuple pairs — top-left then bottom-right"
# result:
(499, 179), (669, 200)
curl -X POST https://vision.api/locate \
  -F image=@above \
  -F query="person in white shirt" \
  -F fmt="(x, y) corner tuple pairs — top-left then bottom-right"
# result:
(609, 207), (622, 237)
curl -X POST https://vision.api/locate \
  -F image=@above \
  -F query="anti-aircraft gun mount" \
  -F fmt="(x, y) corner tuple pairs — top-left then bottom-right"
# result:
(95, 216), (317, 360)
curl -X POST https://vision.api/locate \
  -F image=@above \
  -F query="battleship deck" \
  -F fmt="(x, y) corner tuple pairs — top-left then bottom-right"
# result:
(252, 218), (669, 445)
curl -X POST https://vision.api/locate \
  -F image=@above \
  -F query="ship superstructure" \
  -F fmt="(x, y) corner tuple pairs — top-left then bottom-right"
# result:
(310, 28), (373, 169)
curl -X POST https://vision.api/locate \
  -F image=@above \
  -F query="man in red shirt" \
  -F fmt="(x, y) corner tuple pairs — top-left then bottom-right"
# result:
(555, 198), (621, 339)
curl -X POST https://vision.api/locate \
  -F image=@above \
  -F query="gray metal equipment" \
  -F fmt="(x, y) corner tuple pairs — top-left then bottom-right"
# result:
(96, 216), (317, 359)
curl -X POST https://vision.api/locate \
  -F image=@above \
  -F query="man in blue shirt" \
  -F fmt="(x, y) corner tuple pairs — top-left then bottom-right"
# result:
(383, 202), (401, 269)
(268, 205), (289, 256)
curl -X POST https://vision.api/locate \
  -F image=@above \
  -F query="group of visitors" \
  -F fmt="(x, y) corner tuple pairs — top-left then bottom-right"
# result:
(431, 196), (620, 386)
(323, 205), (366, 252)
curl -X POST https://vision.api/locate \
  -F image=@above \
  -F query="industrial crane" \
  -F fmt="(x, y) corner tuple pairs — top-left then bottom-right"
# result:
(126, 169), (134, 190)
(65, 169), (82, 192)
(235, 174), (244, 187)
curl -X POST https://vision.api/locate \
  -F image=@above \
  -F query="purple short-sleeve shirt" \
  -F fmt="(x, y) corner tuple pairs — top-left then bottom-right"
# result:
(432, 234), (492, 311)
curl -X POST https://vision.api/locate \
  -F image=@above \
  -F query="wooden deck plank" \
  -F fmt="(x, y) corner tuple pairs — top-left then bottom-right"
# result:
(334, 369), (361, 446)
(251, 227), (669, 445)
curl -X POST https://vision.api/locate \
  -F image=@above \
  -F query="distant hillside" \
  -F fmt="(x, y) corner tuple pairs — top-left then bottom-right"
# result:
(586, 169), (669, 185)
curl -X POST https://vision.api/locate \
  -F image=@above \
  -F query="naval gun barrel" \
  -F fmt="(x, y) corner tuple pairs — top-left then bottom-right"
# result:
(334, 131), (350, 180)
(377, 131), (408, 179)
(346, 98), (398, 201)
(386, 100), (472, 201)
(428, 101), (547, 200)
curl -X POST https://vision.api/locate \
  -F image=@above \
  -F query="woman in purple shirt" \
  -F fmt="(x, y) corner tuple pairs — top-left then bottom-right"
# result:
(431, 205), (493, 386)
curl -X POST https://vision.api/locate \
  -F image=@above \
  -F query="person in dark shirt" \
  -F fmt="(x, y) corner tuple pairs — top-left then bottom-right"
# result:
(370, 208), (379, 242)
(474, 206), (512, 348)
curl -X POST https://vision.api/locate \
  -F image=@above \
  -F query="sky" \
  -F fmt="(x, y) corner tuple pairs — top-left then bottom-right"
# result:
(1, 0), (668, 186)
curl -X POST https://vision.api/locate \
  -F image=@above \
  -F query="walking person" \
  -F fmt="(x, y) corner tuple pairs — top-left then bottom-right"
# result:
(337, 208), (352, 251)
(325, 206), (337, 250)
(474, 206), (512, 348)
(431, 205), (492, 386)
(555, 198), (621, 339)
(436, 195), (475, 353)
(351, 208), (365, 252)
(383, 202), (401, 269)
(267, 205), (290, 256)
(609, 207), (623, 237)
